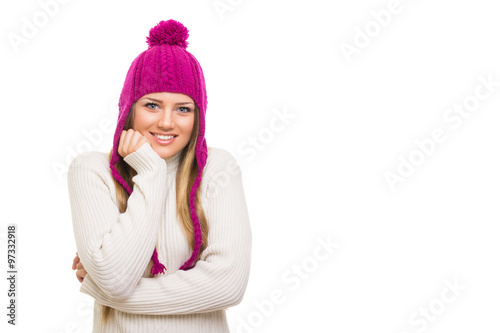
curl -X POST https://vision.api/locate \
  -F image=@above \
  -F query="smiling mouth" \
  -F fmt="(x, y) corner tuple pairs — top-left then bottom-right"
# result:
(151, 132), (178, 140)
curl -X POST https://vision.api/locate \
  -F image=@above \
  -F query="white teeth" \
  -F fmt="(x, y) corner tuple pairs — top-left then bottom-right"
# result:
(154, 134), (175, 140)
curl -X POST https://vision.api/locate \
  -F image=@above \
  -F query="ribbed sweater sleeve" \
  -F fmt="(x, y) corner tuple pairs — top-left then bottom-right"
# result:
(68, 143), (168, 299)
(79, 159), (253, 315)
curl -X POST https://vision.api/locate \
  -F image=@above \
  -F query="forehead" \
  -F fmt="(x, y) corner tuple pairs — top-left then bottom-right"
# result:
(140, 92), (194, 103)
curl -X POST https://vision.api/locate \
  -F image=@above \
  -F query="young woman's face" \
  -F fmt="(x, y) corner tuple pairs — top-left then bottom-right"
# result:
(133, 91), (195, 159)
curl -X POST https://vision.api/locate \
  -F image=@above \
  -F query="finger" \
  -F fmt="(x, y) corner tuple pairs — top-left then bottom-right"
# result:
(76, 268), (87, 283)
(133, 135), (149, 152)
(122, 129), (135, 156)
(118, 130), (127, 158)
(72, 255), (80, 270)
(77, 262), (83, 269)
(129, 130), (144, 151)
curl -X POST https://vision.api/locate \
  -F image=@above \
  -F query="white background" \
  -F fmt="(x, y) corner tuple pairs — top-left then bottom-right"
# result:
(1, 0), (499, 332)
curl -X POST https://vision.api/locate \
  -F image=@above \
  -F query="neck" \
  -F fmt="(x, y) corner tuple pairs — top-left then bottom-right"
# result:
(164, 152), (181, 175)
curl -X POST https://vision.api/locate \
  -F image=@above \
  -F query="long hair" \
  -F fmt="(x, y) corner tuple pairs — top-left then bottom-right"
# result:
(100, 102), (209, 323)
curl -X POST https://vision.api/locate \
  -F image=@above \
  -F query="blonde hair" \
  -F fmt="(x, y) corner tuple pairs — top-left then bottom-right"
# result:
(101, 102), (209, 323)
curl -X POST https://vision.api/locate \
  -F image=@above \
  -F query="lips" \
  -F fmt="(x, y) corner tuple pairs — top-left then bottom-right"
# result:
(151, 132), (178, 137)
(151, 133), (177, 145)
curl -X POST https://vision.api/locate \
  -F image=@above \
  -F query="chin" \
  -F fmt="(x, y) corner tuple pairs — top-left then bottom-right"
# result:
(152, 146), (177, 159)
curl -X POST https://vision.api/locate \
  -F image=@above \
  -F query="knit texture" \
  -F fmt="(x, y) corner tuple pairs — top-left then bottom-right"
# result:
(68, 143), (252, 332)
(110, 19), (208, 275)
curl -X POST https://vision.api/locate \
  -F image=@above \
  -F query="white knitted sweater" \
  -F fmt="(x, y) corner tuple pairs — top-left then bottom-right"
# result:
(67, 143), (252, 332)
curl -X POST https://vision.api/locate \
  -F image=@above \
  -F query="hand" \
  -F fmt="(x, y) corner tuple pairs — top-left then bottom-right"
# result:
(118, 129), (152, 159)
(72, 252), (87, 283)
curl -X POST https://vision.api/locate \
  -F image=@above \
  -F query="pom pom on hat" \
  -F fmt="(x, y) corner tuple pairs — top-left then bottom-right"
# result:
(146, 19), (189, 49)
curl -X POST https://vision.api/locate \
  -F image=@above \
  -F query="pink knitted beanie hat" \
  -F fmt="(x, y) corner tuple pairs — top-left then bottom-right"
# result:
(109, 19), (208, 275)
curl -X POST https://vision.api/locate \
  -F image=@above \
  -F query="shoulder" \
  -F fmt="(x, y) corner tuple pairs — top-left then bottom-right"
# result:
(203, 147), (241, 180)
(67, 150), (111, 179)
(67, 151), (119, 206)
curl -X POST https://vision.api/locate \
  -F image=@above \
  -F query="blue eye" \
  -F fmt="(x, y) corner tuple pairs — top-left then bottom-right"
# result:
(144, 102), (190, 112)
(145, 102), (159, 109)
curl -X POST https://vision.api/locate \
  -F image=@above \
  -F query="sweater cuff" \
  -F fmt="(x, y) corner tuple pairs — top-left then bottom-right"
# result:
(80, 275), (103, 300)
(123, 143), (164, 174)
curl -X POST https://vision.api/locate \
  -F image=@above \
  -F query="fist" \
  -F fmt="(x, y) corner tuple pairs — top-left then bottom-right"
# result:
(72, 252), (87, 283)
(118, 129), (151, 159)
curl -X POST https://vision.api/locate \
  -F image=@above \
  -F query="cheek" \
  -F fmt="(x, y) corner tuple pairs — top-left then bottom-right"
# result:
(133, 110), (156, 129)
(179, 116), (195, 133)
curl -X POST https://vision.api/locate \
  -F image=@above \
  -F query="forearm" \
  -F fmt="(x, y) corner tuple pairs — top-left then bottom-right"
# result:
(69, 143), (168, 299)
(80, 248), (251, 315)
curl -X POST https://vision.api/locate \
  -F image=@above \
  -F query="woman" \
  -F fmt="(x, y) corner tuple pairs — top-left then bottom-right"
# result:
(67, 19), (252, 332)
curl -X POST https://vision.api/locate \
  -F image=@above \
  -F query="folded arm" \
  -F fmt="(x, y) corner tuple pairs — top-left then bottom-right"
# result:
(79, 160), (253, 315)
(68, 143), (168, 299)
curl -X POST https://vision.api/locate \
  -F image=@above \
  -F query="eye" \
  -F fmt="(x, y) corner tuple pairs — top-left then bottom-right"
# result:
(145, 102), (159, 110)
(178, 107), (191, 113)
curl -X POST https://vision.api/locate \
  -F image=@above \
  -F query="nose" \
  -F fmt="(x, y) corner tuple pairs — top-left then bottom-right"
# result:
(157, 109), (174, 129)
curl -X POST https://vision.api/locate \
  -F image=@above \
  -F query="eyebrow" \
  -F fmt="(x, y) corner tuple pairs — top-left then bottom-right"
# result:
(142, 97), (194, 105)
